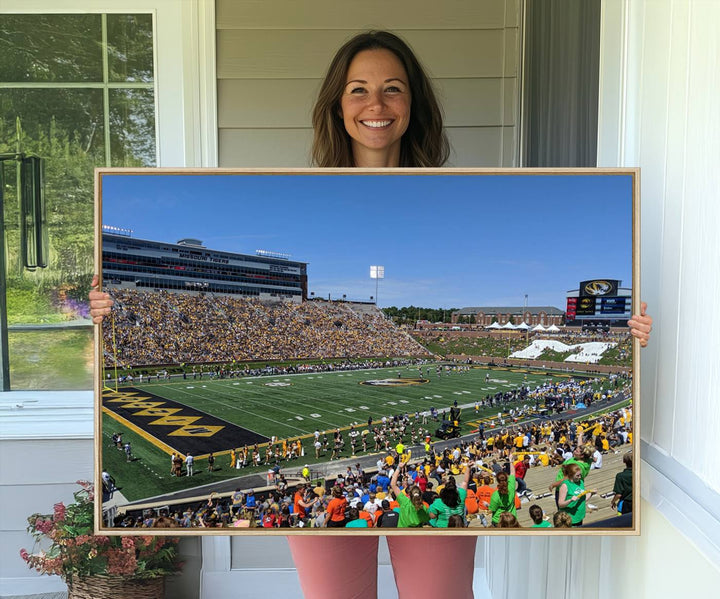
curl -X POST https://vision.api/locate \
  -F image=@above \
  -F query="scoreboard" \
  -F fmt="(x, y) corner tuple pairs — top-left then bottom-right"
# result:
(566, 279), (631, 320)
(567, 296), (631, 319)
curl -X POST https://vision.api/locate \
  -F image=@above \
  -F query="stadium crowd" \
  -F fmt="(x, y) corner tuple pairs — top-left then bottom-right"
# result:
(112, 404), (633, 529)
(103, 290), (429, 367)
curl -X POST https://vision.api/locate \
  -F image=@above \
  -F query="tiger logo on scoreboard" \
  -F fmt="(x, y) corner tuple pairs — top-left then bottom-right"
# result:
(579, 297), (595, 310)
(580, 279), (619, 297)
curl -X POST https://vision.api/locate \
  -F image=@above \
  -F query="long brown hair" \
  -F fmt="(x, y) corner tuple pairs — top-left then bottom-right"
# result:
(407, 485), (424, 510)
(311, 30), (449, 167)
(439, 477), (460, 508)
(498, 512), (520, 528)
(496, 472), (509, 495)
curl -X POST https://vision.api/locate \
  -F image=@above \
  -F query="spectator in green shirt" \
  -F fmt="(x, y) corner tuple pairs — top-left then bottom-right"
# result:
(611, 452), (633, 514)
(391, 463), (429, 528)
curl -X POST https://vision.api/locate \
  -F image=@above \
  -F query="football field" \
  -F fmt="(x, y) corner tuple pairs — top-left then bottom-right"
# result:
(101, 363), (621, 502)
(103, 363), (608, 457)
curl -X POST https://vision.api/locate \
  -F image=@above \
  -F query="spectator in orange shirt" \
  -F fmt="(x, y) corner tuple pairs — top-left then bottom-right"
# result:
(323, 485), (348, 528)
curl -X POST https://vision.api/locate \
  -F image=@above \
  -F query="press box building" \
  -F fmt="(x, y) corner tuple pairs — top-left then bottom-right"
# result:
(102, 231), (308, 302)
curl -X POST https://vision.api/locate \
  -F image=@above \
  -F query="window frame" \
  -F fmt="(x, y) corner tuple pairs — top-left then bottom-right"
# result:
(0, 1), (216, 427)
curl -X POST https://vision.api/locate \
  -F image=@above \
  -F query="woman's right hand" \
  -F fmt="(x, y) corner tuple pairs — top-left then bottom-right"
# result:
(89, 274), (114, 324)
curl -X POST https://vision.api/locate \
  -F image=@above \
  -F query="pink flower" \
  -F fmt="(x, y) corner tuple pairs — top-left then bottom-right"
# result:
(53, 503), (66, 522)
(106, 548), (137, 576)
(21, 482), (181, 580)
(34, 518), (54, 535)
(121, 537), (135, 549)
(43, 557), (64, 576)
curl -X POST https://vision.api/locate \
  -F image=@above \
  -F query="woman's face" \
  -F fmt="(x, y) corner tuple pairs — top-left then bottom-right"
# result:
(340, 48), (411, 166)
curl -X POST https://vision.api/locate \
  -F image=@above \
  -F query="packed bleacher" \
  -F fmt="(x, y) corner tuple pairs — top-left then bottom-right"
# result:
(102, 290), (430, 367)
(109, 403), (633, 529)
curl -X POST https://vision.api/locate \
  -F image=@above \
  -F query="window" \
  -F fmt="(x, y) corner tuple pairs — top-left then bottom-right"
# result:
(0, 13), (156, 390)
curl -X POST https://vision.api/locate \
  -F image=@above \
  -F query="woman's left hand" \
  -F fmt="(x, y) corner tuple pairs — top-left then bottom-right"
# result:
(628, 301), (653, 347)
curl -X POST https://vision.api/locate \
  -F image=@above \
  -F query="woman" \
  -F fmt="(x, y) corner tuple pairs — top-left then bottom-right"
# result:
(428, 463), (471, 527)
(548, 437), (595, 508)
(310, 31), (448, 168)
(389, 462), (430, 528)
(552, 511), (573, 528)
(89, 29), (653, 599)
(323, 485), (348, 528)
(488, 454), (518, 526)
(497, 512), (521, 528)
(557, 463), (594, 526)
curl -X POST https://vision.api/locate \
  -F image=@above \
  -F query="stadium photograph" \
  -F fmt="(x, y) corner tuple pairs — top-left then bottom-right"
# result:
(96, 169), (638, 535)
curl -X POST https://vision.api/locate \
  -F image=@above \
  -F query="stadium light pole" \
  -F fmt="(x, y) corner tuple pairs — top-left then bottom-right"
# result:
(370, 266), (384, 307)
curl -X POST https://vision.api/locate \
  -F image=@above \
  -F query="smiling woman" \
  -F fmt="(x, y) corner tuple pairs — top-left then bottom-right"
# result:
(311, 31), (449, 168)
(340, 48), (412, 167)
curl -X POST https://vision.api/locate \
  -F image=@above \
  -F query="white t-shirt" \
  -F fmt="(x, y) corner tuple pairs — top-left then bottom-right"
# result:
(363, 498), (382, 514)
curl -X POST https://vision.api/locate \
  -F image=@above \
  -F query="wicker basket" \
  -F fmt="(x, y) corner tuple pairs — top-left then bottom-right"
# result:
(67, 575), (165, 599)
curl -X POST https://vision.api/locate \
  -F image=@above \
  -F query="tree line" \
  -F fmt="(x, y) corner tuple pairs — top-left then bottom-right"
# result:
(381, 306), (458, 325)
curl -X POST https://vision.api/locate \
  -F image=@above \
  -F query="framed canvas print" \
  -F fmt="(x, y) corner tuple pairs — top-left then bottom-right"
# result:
(94, 168), (639, 535)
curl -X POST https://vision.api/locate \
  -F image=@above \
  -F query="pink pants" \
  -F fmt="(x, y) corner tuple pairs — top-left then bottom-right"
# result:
(287, 535), (477, 599)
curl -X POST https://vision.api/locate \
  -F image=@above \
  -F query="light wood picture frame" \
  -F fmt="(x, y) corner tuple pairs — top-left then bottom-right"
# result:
(94, 167), (640, 536)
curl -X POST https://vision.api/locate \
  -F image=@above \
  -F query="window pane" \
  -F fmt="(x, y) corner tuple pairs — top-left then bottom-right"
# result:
(2, 89), (99, 390)
(0, 14), (103, 82)
(107, 14), (154, 83)
(1, 88), (102, 283)
(0, 13), (156, 390)
(109, 89), (156, 167)
(0, 89), (106, 164)
(8, 329), (94, 390)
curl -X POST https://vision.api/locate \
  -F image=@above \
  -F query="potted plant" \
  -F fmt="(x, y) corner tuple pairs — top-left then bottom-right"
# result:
(20, 481), (182, 599)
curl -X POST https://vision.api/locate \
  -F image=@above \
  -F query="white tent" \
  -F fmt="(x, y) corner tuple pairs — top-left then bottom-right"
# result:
(546, 324), (560, 332)
(501, 321), (517, 329)
(532, 324), (547, 331)
(486, 322), (502, 329)
(515, 322), (530, 330)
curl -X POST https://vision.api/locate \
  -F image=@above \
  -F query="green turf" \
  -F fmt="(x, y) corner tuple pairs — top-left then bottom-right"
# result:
(537, 349), (576, 362)
(102, 411), (315, 502)
(102, 364), (621, 502)
(112, 364), (595, 439)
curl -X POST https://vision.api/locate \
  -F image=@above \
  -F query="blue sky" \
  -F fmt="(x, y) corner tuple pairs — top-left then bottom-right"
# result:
(101, 172), (633, 310)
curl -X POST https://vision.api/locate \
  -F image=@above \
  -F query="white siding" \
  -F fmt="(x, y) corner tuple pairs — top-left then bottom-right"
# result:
(486, 0), (720, 596)
(0, 392), (95, 595)
(600, 0), (720, 490)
